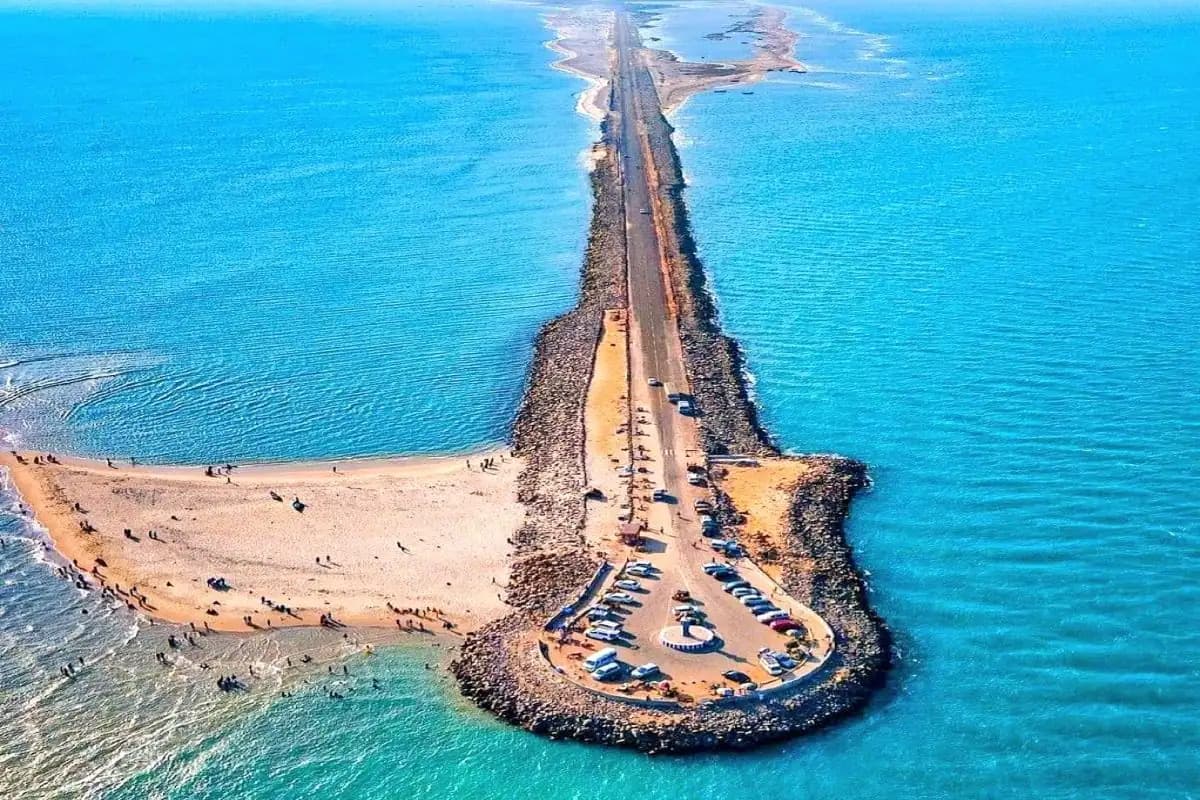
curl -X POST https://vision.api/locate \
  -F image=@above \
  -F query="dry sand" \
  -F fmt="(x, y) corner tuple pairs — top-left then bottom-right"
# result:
(644, 5), (806, 113)
(0, 451), (522, 633)
(545, 7), (614, 123)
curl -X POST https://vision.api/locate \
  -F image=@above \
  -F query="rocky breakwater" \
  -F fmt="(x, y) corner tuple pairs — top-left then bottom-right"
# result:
(633, 32), (893, 731)
(504, 123), (627, 613)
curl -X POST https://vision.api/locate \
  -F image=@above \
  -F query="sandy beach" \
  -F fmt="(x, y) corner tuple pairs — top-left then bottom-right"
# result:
(545, 7), (613, 123)
(0, 450), (522, 633)
(645, 6), (807, 113)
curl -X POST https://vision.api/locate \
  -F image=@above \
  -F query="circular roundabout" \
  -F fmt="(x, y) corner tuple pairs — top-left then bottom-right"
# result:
(659, 623), (718, 652)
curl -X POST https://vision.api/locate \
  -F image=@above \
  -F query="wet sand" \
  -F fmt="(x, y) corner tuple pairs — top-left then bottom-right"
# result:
(1, 451), (522, 633)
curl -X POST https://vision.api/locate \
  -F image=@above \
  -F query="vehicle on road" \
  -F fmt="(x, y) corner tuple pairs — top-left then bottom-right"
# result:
(757, 610), (789, 623)
(639, 208), (650, 215)
(722, 670), (753, 685)
(583, 648), (618, 671)
(604, 592), (635, 604)
(652, 488), (669, 502)
(592, 662), (625, 680)
(666, 387), (682, 403)
(647, 377), (662, 386)
(614, 579), (640, 591)
(630, 663), (660, 680)
(678, 399), (695, 416)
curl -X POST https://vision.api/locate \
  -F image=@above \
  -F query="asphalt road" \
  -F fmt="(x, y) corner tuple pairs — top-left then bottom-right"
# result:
(588, 13), (832, 689)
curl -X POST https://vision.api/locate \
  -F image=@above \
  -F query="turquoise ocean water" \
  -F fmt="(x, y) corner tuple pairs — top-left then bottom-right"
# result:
(2, 2), (1198, 798)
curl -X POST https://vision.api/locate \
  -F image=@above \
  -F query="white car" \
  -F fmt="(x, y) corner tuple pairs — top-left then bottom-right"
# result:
(604, 592), (635, 604)
(592, 662), (624, 680)
(614, 579), (640, 591)
(758, 651), (784, 676)
(647, 377), (662, 387)
(757, 609), (789, 623)
(624, 565), (651, 578)
(630, 663), (660, 680)
(586, 628), (618, 642)
(731, 587), (758, 598)
(739, 594), (766, 607)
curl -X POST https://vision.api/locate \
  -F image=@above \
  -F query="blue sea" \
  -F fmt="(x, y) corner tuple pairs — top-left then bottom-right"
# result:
(2, 1), (1199, 798)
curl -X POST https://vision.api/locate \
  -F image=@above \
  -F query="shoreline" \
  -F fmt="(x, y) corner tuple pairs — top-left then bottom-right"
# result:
(1, 447), (521, 633)
(1, 2), (890, 756)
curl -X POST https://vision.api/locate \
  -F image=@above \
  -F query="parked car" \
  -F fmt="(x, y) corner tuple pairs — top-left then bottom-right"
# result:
(614, 579), (640, 591)
(722, 670), (753, 685)
(747, 602), (775, 614)
(647, 377), (662, 386)
(740, 594), (767, 607)
(775, 653), (798, 670)
(587, 608), (613, 622)
(723, 580), (750, 593)
(592, 662), (624, 680)
(604, 592), (635, 604)
(757, 609), (789, 623)
(758, 650), (784, 676)
(731, 587), (758, 598)
(694, 499), (713, 513)
(769, 619), (800, 633)
(630, 663), (660, 680)
(702, 562), (727, 574)
(687, 473), (706, 486)
(586, 628), (619, 642)
(652, 488), (669, 502)
(624, 565), (650, 578)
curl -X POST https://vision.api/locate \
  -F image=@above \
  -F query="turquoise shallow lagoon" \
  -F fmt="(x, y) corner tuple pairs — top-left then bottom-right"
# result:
(2, 2), (1199, 798)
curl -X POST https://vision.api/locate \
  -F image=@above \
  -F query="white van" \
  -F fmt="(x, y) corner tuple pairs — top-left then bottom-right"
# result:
(583, 647), (618, 672)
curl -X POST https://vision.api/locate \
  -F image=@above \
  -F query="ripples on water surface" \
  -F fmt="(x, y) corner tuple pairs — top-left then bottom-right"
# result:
(2, 1), (1199, 798)
(0, 4), (592, 462)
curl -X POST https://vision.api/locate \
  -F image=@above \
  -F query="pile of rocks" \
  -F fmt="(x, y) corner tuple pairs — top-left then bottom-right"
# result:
(509, 127), (627, 578)
(779, 457), (890, 685)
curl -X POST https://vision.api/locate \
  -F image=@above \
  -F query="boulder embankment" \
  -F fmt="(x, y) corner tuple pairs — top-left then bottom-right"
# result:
(452, 41), (890, 754)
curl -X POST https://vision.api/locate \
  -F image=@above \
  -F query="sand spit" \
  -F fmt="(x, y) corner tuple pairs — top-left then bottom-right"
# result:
(0, 451), (521, 633)
(641, 5), (807, 113)
(545, 7), (614, 123)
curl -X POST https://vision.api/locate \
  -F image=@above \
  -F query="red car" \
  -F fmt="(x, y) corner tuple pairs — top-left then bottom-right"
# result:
(769, 619), (801, 633)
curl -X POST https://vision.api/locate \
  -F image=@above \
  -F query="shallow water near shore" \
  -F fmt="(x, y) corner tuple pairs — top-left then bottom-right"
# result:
(2, 1), (1199, 798)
